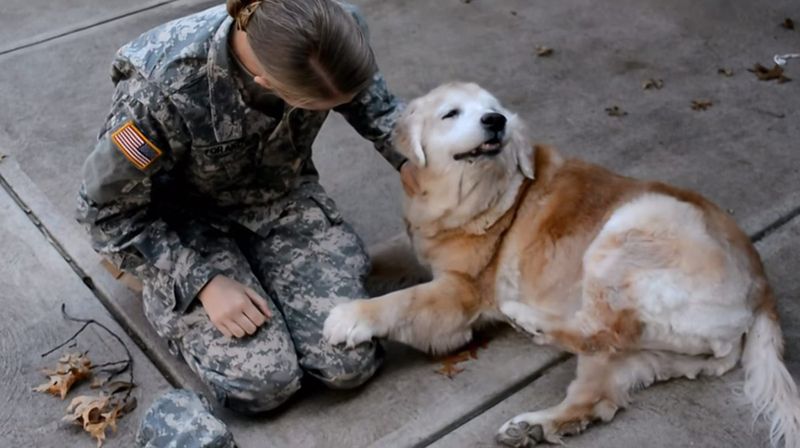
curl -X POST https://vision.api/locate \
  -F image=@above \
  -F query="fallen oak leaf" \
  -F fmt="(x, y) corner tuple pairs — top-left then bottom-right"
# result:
(436, 363), (465, 379)
(105, 380), (135, 395)
(691, 99), (713, 111)
(63, 394), (132, 447)
(748, 63), (791, 83)
(434, 350), (472, 379)
(605, 105), (627, 117)
(536, 46), (554, 57)
(781, 18), (794, 30)
(717, 67), (734, 77)
(34, 352), (92, 399)
(642, 78), (664, 90)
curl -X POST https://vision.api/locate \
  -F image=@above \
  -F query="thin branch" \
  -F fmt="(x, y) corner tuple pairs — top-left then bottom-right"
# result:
(40, 304), (136, 403)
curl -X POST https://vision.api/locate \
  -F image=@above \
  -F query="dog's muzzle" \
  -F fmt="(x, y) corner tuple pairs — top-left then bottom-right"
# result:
(453, 112), (508, 161)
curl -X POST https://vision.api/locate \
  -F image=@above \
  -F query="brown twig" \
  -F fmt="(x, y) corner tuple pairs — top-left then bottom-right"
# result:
(41, 304), (135, 404)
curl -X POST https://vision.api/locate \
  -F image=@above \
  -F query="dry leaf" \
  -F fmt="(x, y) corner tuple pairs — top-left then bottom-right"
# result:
(717, 68), (734, 77)
(436, 363), (465, 379)
(105, 381), (135, 395)
(691, 99), (713, 111)
(642, 78), (664, 90)
(34, 352), (92, 399)
(536, 46), (554, 57)
(434, 337), (491, 378)
(605, 105), (627, 117)
(63, 394), (133, 447)
(748, 63), (792, 83)
(781, 18), (795, 30)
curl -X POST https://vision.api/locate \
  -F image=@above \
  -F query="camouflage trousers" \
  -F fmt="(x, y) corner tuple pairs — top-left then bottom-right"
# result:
(139, 184), (382, 414)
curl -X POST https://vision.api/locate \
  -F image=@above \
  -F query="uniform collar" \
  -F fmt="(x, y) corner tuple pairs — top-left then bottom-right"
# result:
(207, 17), (247, 142)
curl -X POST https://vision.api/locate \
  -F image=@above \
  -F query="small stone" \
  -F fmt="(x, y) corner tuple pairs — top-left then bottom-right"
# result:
(691, 99), (713, 111)
(642, 78), (664, 90)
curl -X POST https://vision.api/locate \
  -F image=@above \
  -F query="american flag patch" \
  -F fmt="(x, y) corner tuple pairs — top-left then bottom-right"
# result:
(111, 121), (163, 170)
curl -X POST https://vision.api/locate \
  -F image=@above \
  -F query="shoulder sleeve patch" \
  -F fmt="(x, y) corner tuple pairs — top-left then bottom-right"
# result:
(110, 121), (163, 170)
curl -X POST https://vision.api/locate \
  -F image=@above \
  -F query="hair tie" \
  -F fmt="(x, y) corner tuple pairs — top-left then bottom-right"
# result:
(236, 0), (263, 31)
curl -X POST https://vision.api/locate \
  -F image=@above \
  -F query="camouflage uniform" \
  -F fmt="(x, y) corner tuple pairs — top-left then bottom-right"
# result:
(77, 2), (404, 421)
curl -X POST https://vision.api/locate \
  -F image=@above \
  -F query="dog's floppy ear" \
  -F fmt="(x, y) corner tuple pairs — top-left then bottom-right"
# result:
(510, 118), (535, 179)
(392, 107), (427, 167)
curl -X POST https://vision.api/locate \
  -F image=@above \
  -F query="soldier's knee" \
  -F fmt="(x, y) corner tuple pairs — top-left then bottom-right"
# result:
(208, 366), (303, 415)
(313, 342), (383, 390)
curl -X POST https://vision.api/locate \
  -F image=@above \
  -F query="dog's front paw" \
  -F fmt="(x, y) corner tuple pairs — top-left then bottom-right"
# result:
(497, 411), (564, 447)
(323, 300), (377, 348)
(500, 302), (542, 335)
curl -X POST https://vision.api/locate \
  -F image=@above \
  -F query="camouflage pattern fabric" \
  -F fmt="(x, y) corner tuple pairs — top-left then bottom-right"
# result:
(136, 389), (235, 448)
(141, 183), (381, 414)
(77, 2), (405, 311)
(75, 0), (396, 416)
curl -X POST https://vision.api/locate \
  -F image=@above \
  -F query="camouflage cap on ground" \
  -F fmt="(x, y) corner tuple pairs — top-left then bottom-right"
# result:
(136, 389), (236, 448)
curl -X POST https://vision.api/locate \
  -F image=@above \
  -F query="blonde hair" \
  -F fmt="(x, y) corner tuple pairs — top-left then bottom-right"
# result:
(226, 0), (378, 101)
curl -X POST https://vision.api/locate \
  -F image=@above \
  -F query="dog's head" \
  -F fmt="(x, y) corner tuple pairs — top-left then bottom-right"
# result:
(393, 83), (534, 179)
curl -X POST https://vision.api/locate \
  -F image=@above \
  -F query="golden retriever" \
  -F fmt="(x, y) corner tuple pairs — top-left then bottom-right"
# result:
(323, 83), (800, 447)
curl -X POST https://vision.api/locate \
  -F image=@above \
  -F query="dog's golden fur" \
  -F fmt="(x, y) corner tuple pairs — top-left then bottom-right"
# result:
(324, 83), (799, 447)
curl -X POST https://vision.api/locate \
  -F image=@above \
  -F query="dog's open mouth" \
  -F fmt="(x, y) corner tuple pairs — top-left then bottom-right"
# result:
(452, 137), (505, 161)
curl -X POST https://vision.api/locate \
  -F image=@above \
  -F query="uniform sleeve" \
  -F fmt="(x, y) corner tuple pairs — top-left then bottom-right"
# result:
(334, 1), (407, 170)
(77, 78), (219, 312)
(335, 73), (407, 170)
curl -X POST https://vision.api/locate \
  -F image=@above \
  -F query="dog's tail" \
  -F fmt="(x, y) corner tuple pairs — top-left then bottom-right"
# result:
(742, 288), (800, 448)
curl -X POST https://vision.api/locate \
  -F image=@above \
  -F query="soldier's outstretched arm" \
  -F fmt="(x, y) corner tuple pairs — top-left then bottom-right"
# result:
(335, 73), (407, 170)
(333, 2), (407, 170)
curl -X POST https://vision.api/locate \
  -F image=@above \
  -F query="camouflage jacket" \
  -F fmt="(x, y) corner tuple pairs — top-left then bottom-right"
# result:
(77, 4), (405, 311)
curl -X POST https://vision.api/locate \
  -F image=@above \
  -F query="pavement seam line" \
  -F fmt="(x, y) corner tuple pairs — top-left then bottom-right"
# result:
(0, 0), (176, 57)
(751, 203), (800, 243)
(414, 353), (573, 448)
(0, 171), (181, 388)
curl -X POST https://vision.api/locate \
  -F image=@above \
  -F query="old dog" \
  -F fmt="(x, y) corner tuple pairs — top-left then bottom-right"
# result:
(324, 83), (800, 447)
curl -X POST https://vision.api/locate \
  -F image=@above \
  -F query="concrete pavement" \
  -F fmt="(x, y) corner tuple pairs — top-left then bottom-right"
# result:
(0, 0), (798, 446)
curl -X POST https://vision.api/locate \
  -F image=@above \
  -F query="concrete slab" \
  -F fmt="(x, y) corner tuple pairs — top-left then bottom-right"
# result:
(432, 217), (800, 448)
(0, 182), (171, 447)
(0, 0), (181, 56)
(0, 0), (797, 446)
(0, 157), (567, 448)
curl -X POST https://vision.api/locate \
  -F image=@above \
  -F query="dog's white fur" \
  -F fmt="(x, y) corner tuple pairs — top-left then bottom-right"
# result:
(324, 83), (800, 447)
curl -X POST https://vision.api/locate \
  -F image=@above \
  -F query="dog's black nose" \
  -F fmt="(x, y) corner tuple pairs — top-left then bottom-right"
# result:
(481, 112), (507, 132)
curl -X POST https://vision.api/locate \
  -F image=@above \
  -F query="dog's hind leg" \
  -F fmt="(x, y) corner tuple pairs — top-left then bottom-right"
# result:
(324, 272), (482, 354)
(496, 348), (741, 447)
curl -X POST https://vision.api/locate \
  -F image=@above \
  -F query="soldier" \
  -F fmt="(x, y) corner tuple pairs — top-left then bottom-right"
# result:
(77, 0), (413, 436)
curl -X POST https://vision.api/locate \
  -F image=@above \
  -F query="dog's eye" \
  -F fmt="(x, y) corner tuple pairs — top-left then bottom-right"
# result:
(442, 109), (460, 120)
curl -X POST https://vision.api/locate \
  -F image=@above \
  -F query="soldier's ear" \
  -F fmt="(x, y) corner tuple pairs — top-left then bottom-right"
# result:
(392, 106), (427, 167)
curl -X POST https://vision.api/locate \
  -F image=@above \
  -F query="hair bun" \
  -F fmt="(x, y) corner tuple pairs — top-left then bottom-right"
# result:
(226, 0), (262, 30)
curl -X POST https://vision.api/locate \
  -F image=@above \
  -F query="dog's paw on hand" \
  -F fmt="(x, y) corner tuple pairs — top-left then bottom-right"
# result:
(323, 300), (376, 348)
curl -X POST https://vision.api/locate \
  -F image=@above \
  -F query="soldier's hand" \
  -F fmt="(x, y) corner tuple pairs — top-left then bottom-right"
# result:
(198, 275), (272, 338)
